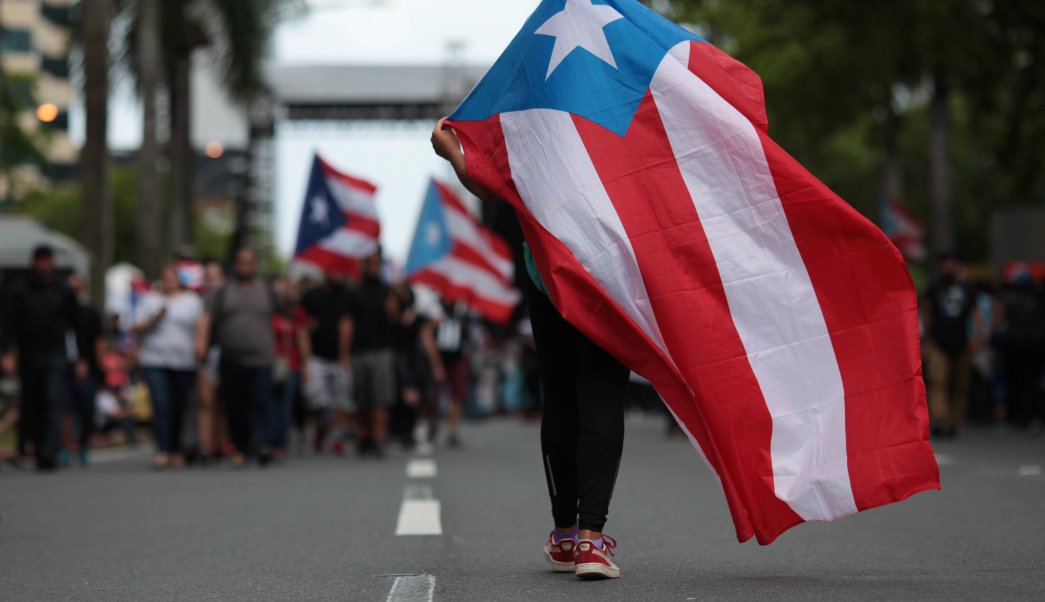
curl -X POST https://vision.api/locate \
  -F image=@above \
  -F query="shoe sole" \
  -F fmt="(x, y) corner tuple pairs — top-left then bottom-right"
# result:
(575, 562), (620, 580)
(544, 551), (575, 573)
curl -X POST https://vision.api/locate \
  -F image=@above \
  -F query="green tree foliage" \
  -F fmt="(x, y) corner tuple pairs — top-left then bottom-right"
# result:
(663, 0), (1045, 261)
(19, 168), (231, 273)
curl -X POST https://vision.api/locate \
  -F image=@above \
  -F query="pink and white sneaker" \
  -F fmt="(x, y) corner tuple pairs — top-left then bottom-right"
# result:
(543, 532), (577, 573)
(574, 536), (620, 580)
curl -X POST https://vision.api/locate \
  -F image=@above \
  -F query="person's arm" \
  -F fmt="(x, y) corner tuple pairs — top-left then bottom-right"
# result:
(420, 320), (446, 384)
(0, 289), (20, 375)
(195, 312), (212, 365)
(431, 118), (495, 202)
(132, 303), (167, 337)
(297, 323), (313, 383)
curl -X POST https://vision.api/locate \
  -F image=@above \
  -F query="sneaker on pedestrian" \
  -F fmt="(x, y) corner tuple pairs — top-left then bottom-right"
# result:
(574, 536), (619, 580)
(544, 532), (577, 573)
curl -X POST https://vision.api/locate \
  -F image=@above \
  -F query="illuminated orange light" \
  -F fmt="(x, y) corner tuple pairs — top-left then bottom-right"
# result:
(205, 141), (225, 159)
(36, 103), (59, 123)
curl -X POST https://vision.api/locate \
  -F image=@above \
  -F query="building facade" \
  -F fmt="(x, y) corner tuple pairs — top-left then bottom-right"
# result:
(0, 0), (76, 202)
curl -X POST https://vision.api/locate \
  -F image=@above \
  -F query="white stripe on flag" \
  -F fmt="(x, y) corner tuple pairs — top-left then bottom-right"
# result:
(444, 205), (514, 279)
(500, 109), (671, 356)
(425, 256), (519, 306)
(319, 228), (380, 258)
(328, 177), (379, 219)
(651, 42), (857, 521)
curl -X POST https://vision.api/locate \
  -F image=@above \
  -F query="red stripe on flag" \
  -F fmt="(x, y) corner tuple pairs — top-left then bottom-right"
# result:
(756, 131), (940, 513)
(344, 212), (382, 239)
(296, 246), (361, 279)
(407, 269), (515, 324)
(572, 93), (803, 544)
(433, 179), (473, 216)
(448, 244), (510, 282)
(318, 155), (379, 195)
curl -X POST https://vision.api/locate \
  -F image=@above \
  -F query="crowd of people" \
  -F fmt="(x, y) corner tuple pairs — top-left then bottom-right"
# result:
(920, 254), (1045, 437)
(2, 242), (1043, 474)
(0, 243), (540, 472)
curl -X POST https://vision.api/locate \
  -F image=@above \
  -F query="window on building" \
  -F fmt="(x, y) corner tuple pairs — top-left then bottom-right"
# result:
(40, 4), (72, 27)
(1, 29), (33, 52)
(41, 56), (70, 79)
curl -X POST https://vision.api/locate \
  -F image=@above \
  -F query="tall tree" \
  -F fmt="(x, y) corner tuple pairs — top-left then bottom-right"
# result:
(81, 0), (112, 309)
(135, 0), (161, 275)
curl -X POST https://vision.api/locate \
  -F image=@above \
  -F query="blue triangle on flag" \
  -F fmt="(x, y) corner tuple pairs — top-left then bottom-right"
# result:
(295, 155), (348, 255)
(404, 180), (454, 276)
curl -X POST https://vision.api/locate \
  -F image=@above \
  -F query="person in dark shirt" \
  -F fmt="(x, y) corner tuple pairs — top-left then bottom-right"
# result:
(389, 283), (445, 450)
(922, 253), (979, 437)
(0, 245), (84, 470)
(347, 249), (397, 458)
(67, 273), (105, 466)
(299, 273), (352, 454)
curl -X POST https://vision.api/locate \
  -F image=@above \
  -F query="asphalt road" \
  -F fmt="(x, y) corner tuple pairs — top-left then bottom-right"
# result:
(1, 415), (1043, 601)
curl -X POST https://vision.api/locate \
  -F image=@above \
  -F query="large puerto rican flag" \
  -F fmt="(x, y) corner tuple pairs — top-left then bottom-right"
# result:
(404, 179), (519, 323)
(447, 0), (939, 544)
(294, 154), (381, 277)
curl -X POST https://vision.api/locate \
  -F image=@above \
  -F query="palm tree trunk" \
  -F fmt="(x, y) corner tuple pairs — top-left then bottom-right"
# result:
(929, 72), (954, 256)
(136, 0), (160, 275)
(82, 0), (112, 309)
(168, 51), (193, 252)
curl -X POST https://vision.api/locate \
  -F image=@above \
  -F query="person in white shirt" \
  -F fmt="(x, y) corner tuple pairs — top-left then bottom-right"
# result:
(133, 264), (203, 470)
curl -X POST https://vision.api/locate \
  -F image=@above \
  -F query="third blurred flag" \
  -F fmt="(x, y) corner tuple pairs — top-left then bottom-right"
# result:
(405, 179), (519, 323)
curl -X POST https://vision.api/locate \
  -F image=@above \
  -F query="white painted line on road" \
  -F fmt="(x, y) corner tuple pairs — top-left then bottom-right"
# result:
(407, 458), (438, 479)
(395, 500), (443, 536)
(934, 453), (954, 467)
(386, 574), (435, 602)
(1017, 465), (1042, 477)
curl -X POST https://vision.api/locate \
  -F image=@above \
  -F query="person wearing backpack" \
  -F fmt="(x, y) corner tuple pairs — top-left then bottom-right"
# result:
(196, 248), (282, 466)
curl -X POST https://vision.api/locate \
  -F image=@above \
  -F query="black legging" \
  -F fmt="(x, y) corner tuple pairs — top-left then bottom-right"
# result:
(526, 276), (630, 533)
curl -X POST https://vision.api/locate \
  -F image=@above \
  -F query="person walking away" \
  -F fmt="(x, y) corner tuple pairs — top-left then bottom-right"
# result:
(390, 283), (445, 450)
(0, 245), (84, 471)
(435, 300), (471, 447)
(197, 248), (281, 466)
(346, 250), (398, 458)
(133, 264), (203, 470)
(299, 272), (352, 455)
(998, 269), (1045, 433)
(922, 253), (979, 438)
(272, 277), (307, 460)
(433, 119), (629, 579)
(67, 273), (105, 466)
(195, 259), (227, 463)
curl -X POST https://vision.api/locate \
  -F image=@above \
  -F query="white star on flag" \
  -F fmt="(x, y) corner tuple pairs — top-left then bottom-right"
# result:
(535, 0), (625, 80)
(309, 195), (330, 225)
(425, 222), (442, 247)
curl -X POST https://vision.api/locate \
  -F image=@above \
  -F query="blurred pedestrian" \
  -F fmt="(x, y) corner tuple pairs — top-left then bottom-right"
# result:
(922, 253), (979, 438)
(133, 264), (203, 470)
(390, 283), (445, 450)
(998, 269), (1045, 433)
(66, 273), (105, 466)
(195, 259), (227, 462)
(0, 244), (85, 471)
(434, 119), (627, 579)
(198, 248), (280, 466)
(347, 250), (397, 458)
(299, 272), (352, 455)
(436, 300), (471, 447)
(272, 277), (306, 459)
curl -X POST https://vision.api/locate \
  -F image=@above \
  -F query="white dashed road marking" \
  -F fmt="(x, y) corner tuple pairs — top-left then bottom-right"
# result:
(386, 574), (436, 602)
(396, 458), (442, 536)
(407, 459), (438, 479)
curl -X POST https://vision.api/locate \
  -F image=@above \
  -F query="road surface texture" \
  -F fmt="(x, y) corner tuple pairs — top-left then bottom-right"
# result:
(1, 415), (1043, 601)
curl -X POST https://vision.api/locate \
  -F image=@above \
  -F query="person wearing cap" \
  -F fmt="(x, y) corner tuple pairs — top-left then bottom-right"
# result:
(0, 244), (86, 470)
